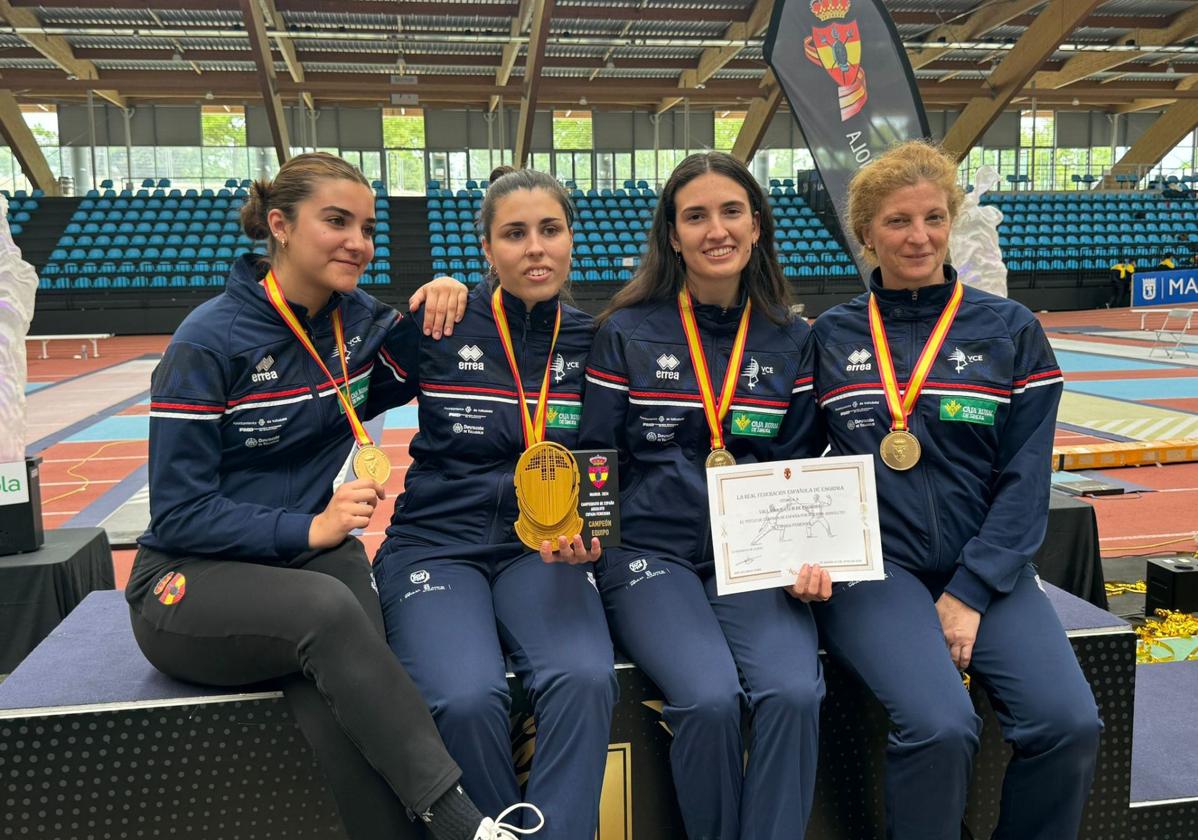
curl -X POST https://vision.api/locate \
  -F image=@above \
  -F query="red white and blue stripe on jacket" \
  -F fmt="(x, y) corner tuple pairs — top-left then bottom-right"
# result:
(139, 254), (412, 561)
(578, 296), (822, 577)
(812, 267), (1064, 614)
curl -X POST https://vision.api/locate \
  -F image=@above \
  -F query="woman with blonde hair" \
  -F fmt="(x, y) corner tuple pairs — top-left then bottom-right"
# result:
(811, 140), (1101, 839)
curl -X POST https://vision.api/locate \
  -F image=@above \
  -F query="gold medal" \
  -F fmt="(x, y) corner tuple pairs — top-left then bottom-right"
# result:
(514, 441), (584, 550)
(353, 444), (392, 484)
(491, 288), (579, 551)
(705, 448), (737, 469)
(868, 281), (963, 471)
(879, 430), (920, 471)
(678, 291), (752, 473)
(263, 270), (384, 481)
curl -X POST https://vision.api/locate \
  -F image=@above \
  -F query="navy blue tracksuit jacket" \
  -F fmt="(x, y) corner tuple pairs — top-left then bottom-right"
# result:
(813, 266), (1063, 612)
(579, 295), (823, 574)
(377, 282), (594, 558)
(810, 267), (1100, 840)
(135, 254), (409, 576)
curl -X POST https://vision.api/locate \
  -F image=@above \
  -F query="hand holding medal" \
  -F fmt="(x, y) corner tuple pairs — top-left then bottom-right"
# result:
(263, 269), (391, 484)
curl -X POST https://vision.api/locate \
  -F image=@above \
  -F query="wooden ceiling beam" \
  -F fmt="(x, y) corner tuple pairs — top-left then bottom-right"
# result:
(1030, 2), (1198, 89)
(657, 0), (772, 115)
(941, 0), (1103, 160)
(0, 0), (124, 107)
(260, 0), (312, 110)
(515, 0), (553, 166)
(907, 0), (1051, 70)
(0, 82), (57, 194)
(239, 0), (290, 163)
(490, 0), (534, 113)
(730, 69), (780, 163)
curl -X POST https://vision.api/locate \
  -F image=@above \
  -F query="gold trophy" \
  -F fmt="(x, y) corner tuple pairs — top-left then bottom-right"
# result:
(514, 440), (584, 550)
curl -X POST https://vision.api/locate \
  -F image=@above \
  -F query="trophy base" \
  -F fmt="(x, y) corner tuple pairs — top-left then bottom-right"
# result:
(0, 456), (45, 556)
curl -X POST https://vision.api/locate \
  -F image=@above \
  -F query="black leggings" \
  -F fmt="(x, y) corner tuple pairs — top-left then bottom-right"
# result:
(128, 539), (461, 840)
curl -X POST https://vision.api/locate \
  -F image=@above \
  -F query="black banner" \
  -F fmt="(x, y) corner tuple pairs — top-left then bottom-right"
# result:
(765, 0), (929, 280)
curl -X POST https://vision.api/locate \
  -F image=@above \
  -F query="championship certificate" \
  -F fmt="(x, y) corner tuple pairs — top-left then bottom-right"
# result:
(707, 454), (885, 596)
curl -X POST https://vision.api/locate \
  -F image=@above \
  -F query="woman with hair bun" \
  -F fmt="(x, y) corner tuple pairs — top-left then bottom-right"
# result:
(126, 151), (540, 840)
(811, 140), (1100, 839)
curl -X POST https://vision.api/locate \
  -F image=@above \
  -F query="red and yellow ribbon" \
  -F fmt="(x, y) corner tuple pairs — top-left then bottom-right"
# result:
(491, 286), (561, 449)
(262, 270), (373, 448)
(867, 280), (964, 433)
(677, 290), (752, 452)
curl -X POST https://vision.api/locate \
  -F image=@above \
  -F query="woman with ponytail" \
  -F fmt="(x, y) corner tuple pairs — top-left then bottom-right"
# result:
(578, 151), (830, 839)
(373, 164), (615, 840)
(126, 152), (540, 840)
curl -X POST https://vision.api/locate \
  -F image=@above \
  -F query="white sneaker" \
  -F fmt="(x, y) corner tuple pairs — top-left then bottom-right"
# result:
(472, 803), (545, 839)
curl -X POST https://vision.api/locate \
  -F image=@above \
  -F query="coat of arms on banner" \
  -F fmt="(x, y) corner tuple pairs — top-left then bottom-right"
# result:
(1142, 277), (1157, 301)
(804, 0), (868, 121)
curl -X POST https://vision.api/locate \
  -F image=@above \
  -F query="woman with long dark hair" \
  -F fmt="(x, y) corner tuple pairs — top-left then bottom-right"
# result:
(580, 151), (830, 839)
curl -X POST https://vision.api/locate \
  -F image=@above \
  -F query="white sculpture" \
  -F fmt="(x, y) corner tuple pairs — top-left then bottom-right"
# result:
(0, 194), (40, 463)
(950, 165), (1008, 298)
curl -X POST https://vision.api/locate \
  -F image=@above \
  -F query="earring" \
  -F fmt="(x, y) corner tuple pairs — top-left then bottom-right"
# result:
(278, 236), (288, 248)
(674, 249), (683, 266)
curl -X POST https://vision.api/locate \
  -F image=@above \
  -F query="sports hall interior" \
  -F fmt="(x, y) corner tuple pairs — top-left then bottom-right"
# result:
(5, 1), (1198, 838)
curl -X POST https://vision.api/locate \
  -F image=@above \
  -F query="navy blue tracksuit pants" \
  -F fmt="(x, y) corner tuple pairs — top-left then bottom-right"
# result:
(376, 550), (616, 840)
(599, 549), (824, 840)
(814, 562), (1102, 840)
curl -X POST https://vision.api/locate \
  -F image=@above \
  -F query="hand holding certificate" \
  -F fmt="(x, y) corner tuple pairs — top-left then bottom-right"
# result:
(707, 454), (885, 596)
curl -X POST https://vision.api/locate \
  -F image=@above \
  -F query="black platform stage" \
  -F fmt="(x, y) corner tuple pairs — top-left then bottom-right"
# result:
(2, 583), (1177, 839)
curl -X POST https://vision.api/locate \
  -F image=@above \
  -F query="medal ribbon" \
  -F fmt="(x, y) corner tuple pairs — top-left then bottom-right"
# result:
(491, 286), (561, 449)
(677, 290), (752, 452)
(262, 270), (373, 448)
(867, 280), (964, 432)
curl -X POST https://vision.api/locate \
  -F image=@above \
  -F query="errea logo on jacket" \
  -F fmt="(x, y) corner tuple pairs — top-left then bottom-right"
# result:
(656, 353), (681, 380)
(457, 344), (485, 370)
(845, 348), (872, 372)
(252, 355), (278, 382)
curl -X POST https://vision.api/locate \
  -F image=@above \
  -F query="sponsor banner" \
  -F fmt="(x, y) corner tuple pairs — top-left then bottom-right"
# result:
(0, 460), (29, 506)
(1133, 268), (1198, 307)
(939, 396), (997, 426)
(765, 0), (928, 282)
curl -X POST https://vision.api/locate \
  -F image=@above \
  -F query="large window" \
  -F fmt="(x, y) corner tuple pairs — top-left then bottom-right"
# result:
(553, 111), (592, 151)
(714, 111), (746, 151)
(1019, 110), (1055, 190)
(383, 108), (425, 194)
